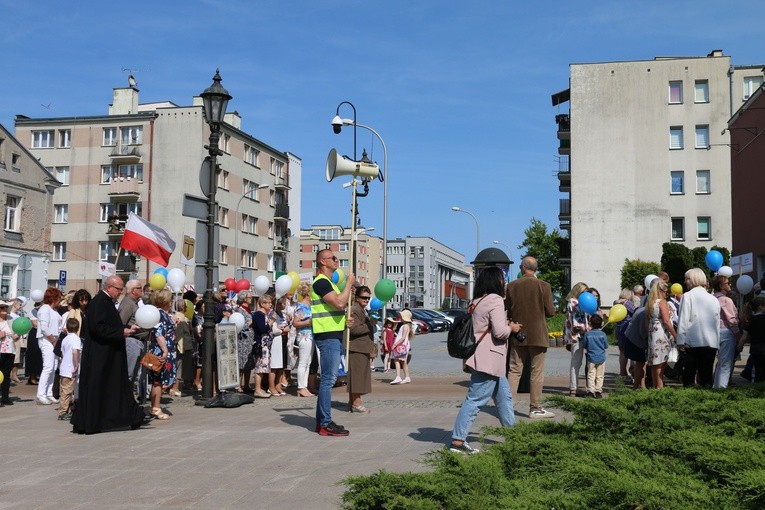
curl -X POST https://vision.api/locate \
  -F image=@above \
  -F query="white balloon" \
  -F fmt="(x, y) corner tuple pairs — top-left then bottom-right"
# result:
(644, 274), (659, 290)
(717, 266), (733, 277)
(230, 312), (245, 332)
(254, 275), (270, 297)
(736, 275), (754, 295)
(167, 268), (186, 292)
(135, 304), (161, 329)
(30, 289), (44, 302)
(275, 274), (293, 298)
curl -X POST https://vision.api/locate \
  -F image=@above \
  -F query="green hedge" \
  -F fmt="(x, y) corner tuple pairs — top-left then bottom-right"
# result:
(342, 385), (765, 509)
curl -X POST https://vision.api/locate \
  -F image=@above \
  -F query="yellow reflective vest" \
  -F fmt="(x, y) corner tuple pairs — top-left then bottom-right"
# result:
(310, 274), (346, 333)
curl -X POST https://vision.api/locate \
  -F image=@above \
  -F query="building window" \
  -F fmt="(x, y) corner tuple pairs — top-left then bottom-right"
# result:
(100, 202), (142, 222)
(339, 259), (349, 268)
(339, 242), (349, 252)
(218, 207), (229, 227)
(55, 166), (70, 185)
(4, 196), (21, 231)
(222, 134), (230, 153)
(217, 170), (229, 190)
(668, 81), (683, 104)
(32, 130), (54, 148)
(101, 165), (114, 183)
(268, 221), (274, 238)
(11, 154), (21, 171)
(670, 171), (684, 194)
(248, 216), (257, 234)
(121, 126), (143, 145)
(98, 241), (120, 260)
(312, 245), (319, 253)
(52, 242), (67, 261)
(219, 245), (228, 265)
(117, 164), (143, 180)
(243, 179), (260, 200)
(695, 125), (709, 149)
(697, 217), (711, 240)
(103, 127), (117, 146)
(670, 127), (684, 149)
(58, 129), (71, 148)
(243, 250), (256, 268)
(743, 76), (764, 101)
(696, 170), (711, 194)
(694, 80), (709, 103)
(671, 218), (684, 241)
(54, 204), (68, 223)
(244, 144), (260, 166)
(1, 264), (14, 297)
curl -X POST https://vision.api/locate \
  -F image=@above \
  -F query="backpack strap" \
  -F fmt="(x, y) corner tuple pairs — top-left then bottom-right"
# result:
(468, 295), (491, 344)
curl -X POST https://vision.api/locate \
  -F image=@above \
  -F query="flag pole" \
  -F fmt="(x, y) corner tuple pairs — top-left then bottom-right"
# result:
(345, 177), (358, 364)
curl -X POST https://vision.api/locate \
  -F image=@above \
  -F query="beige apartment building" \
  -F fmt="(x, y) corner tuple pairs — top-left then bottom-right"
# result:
(299, 225), (382, 287)
(15, 82), (299, 293)
(0, 123), (60, 298)
(554, 49), (764, 302)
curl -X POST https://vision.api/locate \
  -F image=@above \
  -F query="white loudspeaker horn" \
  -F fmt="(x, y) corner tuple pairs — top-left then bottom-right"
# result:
(325, 148), (380, 182)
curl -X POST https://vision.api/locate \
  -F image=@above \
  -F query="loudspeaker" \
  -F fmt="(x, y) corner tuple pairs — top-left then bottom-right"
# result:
(325, 148), (380, 182)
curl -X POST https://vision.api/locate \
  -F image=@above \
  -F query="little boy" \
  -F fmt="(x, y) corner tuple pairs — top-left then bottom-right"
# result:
(581, 314), (608, 399)
(58, 318), (82, 421)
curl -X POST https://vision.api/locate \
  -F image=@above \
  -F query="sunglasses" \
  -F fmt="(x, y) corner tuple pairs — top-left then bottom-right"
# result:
(357, 295), (371, 300)
(324, 255), (338, 262)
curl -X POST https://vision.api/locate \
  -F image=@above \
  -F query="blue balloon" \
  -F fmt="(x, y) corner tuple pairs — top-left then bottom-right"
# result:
(331, 270), (339, 284)
(705, 250), (723, 272)
(577, 291), (598, 315)
(153, 267), (168, 278)
(369, 297), (384, 311)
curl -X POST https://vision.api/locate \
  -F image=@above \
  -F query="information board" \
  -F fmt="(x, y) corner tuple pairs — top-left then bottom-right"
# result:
(215, 323), (240, 391)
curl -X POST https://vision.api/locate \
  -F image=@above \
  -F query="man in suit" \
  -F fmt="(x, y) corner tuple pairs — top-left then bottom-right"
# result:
(71, 276), (145, 434)
(505, 256), (556, 419)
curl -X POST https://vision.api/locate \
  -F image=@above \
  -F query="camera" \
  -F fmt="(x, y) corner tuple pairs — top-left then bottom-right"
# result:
(512, 330), (526, 342)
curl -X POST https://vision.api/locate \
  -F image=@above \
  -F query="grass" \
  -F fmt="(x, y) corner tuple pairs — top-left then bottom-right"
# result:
(341, 385), (765, 509)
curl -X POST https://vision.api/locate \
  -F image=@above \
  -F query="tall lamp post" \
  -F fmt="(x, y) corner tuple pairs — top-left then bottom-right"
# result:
(200, 69), (231, 399)
(451, 206), (480, 256)
(492, 240), (515, 281)
(234, 183), (270, 278)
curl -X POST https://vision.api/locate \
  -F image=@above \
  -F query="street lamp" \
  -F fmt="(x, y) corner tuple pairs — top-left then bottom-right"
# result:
(492, 240), (516, 281)
(200, 69), (231, 399)
(451, 206), (480, 256)
(234, 183), (270, 277)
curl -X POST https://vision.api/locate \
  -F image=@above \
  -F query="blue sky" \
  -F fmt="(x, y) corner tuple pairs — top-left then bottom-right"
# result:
(1, 1), (761, 268)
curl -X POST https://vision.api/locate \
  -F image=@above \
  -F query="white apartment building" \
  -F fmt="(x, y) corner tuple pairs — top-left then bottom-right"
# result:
(554, 49), (764, 302)
(15, 81), (299, 293)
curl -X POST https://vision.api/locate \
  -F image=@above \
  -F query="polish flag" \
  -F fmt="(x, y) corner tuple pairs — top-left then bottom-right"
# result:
(120, 213), (176, 267)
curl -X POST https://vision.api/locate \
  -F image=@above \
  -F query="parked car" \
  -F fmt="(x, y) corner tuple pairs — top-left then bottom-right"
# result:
(384, 309), (426, 334)
(441, 308), (468, 320)
(411, 308), (451, 331)
(415, 308), (454, 326)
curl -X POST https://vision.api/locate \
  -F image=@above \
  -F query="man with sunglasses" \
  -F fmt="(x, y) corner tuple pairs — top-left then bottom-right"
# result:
(311, 249), (355, 436)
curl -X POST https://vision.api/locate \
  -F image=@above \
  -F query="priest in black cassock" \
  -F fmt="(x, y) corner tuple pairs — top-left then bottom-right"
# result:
(71, 275), (146, 434)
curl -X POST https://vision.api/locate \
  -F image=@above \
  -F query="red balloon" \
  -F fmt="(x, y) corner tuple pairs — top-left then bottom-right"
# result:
(224, 278), (237, 291)
(235, 279), (251, 292)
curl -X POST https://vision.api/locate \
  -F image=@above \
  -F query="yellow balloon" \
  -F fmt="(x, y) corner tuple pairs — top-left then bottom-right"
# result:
(334, 268), (345, 285)
(0, 371), (3, 386)
(288, 271), (300, 294)
(184, 299), (195, 319)
(671, 283), (683, 296)
(608, 304), (628, 323)
(149, 273), (166, 291)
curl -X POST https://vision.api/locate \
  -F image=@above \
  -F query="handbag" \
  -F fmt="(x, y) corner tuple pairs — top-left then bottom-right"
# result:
(447, 295), (490, 359)
(667, 343), (679, 368)
(140, 351), (163, 373)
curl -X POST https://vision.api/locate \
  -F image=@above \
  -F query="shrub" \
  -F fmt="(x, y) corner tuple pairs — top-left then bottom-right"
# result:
(620, 259), (661, 291)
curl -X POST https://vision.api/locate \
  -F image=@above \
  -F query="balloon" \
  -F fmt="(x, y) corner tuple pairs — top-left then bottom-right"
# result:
(670, 283), (683, 296)
(184, 299), (195, 320)
(288, 271), (300, 293)
(338, 280), (347, 292)
(577, 291), (598, 315)
(718, 266), (733, 277)
(235, 279), (251, 292)
(254, 275), (270, 297)
(332, 268), (345, 285)
(30, 289), (44, 302)
(153, 267), (168, 278)
(224, 278), (237, 291)
(11, 317), (33, 336)
(167, 268), (185, 293)
(608, 304), (628, 323)
(374, 279), (396, 302)
(736, 275), (754, 295)
(369, 297), (384, 311)
(229, 312), (245, 332)
(0, 371), (3, 386)
(705, 250), (723, 272)
(149, 273), (166, 291)
(135, 304), (161, 329)
(644, 274), (658, 290)
(275, 274), (293, 298)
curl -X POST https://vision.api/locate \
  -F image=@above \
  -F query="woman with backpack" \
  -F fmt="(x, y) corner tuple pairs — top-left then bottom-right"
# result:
(448, 266), (522, 455)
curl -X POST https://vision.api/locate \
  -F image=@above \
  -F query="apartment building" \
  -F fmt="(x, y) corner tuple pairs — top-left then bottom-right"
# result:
(0, 123), (60, 297)
(553, 49), (764, 302)
(299, 225), (382, 287)
(15, 82), (299, 293)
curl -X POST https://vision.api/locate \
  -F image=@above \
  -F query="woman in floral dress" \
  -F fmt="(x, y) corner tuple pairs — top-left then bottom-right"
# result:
(646, 279), (676, 389)
(250, 295), (274, 398)
(148, 289), (177, 419)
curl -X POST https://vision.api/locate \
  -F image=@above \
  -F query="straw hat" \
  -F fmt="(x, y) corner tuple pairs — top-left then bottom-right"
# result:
(399, 309), (413, 323)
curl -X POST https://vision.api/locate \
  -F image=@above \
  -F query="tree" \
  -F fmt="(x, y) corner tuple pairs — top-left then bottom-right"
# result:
(518, 218), (565, 298)
(661, 243), (694, 284)
(620, 259), (661, 291)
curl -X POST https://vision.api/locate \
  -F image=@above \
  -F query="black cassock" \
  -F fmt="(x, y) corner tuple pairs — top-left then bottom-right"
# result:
(71, 290), (145, 434)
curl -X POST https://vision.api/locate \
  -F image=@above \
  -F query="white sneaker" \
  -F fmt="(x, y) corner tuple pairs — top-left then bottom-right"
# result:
(47, 396), (59, 404)
(36, 397), (52, 405)
(529, 408), (555, 419)
(390, 376), (402, 385)
(448, 441), (480, 454)
(401, 377), (411, 384)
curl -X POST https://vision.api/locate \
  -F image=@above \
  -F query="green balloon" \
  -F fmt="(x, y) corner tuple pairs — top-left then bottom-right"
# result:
(374, 279), (396, 302)
(338, 280), (347, 292)
(11, 317), (32, 336)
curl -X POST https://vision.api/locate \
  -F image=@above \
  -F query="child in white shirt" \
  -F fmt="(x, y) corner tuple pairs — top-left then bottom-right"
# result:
(58, 318), (82, 421)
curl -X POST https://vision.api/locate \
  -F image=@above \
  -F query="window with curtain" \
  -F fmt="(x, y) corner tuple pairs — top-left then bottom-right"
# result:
(696, 170), (711, 194)
(669, 81), (683, 104)
(695, 126), (709, 148)
(697, 217), (711, 240)
(671, 218), (685, 241)
(670, 127), (684, 149)
(670, 171), (684, 194)
(694, 80), (709, 103)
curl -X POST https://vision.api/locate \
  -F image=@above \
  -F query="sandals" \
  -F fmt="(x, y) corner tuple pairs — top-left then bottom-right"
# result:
(151, 408), (170, 420)
(350, 405), (371, 414)
(168, 390), (182, 397)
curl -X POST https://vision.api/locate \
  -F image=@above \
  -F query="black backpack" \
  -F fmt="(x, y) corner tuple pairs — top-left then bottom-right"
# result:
(447, 296), (490, 359)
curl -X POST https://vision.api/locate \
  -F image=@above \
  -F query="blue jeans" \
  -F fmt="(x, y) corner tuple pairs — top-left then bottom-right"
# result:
(713, 328), (736, 388)
(315, 336), (342, 427)
(452, 370), (516, 442)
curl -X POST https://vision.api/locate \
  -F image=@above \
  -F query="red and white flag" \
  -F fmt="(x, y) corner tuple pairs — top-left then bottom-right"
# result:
(120, 213), (176, 267)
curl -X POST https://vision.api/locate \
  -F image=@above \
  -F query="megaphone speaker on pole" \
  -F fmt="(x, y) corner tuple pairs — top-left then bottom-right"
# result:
(326, 148), (380, 182)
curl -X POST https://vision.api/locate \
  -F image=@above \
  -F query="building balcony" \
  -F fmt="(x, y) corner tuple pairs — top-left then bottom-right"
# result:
(558, 198), (570, 221)
(555, 114), (570, 140)
(274, 238), (289, 253)
(274, 203), (289, 220)
(106, 215), (129, 236)
(107, 253), (137, 273)
(108, 145), (142, 162)
(274, 174), (290, 190)
(558, 169), (570, 193)
(558, 139), (570, 155)
(108, 176), (141, 197)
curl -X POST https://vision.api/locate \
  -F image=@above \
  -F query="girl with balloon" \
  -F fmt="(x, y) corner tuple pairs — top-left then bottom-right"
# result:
(563, 282), (591, 397)
(711, 275), (740, 388)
